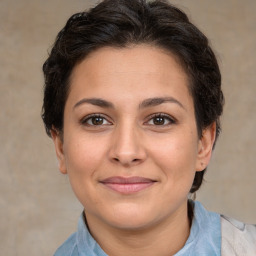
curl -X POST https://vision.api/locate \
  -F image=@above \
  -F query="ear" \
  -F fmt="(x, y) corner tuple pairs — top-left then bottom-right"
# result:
(51, 129), (67, 174)
(196, 122), (216, 172)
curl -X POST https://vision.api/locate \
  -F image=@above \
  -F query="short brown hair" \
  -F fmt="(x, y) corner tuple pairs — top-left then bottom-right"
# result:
(42, 0), (224, 193)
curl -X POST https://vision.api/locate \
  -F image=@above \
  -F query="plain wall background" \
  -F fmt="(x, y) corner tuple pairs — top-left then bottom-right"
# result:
(0, 0), (255, 255)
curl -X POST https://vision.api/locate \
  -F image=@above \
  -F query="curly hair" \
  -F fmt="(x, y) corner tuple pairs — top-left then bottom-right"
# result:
(42, 0), (224, 193)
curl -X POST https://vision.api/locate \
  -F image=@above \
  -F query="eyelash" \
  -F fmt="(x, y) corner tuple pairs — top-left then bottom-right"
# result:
(145, 113), (176, 126)
(80, 113), (176, 127)
(81, 114), (112, 126)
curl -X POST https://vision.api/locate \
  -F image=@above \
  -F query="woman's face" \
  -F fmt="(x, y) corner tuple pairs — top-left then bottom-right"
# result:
(52, 45), (214, 230)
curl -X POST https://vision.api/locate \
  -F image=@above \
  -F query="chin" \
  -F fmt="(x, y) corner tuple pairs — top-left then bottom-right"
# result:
(110, 217), (155, 231)
(102, 204), (161, 231)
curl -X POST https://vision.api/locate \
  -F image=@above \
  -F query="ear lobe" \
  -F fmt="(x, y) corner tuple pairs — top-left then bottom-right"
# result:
(196, 123), (216, 172)
(51, 129), (67, 174)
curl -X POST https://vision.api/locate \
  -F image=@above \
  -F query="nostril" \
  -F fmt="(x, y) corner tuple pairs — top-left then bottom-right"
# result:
(112, 157), (140, 164)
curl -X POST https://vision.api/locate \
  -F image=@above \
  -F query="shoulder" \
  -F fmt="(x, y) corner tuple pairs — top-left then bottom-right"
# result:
(54, 232), (79, 256)
(221, 215), (256, 255)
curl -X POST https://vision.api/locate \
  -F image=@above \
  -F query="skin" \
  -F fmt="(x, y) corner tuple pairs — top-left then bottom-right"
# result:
(52, 45), (216, 256)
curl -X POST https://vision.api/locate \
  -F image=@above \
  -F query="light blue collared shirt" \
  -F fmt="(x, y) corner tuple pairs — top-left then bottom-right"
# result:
(54, 201), (221, 256)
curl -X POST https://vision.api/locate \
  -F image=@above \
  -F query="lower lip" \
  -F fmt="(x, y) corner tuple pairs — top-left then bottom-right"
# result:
(101, 182), (155, 194)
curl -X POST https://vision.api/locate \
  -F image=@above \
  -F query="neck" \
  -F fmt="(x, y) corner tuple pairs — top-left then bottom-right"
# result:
(85, 201), (191, 256)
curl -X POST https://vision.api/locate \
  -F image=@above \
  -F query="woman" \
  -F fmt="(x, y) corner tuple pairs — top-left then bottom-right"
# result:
(41, 0), (256, 255)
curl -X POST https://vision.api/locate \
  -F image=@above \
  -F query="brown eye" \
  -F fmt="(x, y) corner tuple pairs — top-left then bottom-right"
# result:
(153, 116), (165, 125)
(147, 114), (175, 126)
(91, 116), (104, 125)
(82, 114), (112, 126)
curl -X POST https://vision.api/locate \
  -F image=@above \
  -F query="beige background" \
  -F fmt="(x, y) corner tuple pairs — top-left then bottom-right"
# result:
(0, 0), (255, 255)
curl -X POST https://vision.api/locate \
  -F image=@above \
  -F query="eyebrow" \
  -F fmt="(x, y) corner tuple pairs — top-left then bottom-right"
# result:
(139, 97), (185, 110)
(73, 98), (114, 109)
(73, 96), (185, 110)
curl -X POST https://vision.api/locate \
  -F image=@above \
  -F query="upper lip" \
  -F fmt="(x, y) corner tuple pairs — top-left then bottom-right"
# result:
(100, 176), (156, 184)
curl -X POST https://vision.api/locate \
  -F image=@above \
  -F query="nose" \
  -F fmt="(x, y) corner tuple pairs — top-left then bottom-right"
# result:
(108, 122), (147, 167)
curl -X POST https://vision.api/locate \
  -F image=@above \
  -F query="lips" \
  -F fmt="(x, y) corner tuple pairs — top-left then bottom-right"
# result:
(100, 176), (156, 194)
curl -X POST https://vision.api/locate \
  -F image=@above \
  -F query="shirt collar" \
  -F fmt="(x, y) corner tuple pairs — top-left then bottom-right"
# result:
(76, 201), (221, 256)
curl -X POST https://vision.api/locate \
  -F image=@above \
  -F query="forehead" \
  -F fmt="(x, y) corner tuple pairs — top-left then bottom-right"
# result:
(72, 45), (187, 75)
(68, 45), (191, 106)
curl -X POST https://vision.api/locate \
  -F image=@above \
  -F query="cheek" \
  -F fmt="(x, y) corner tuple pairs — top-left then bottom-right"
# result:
(63, 135), (108, 178)
(148, 131), (199, 178)
(63, 136), (109, 206)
